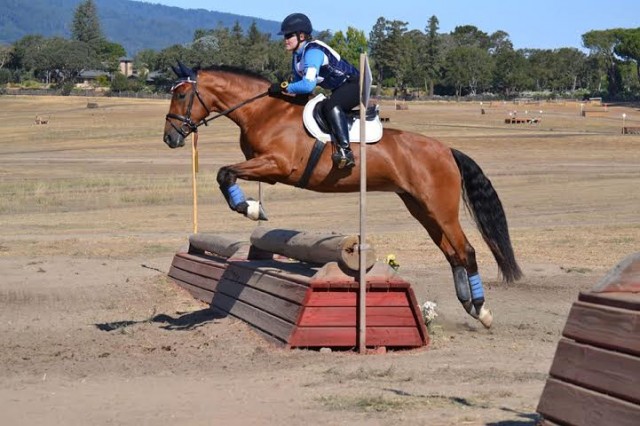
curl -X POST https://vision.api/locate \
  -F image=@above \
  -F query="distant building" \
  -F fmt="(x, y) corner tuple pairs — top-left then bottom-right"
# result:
(119, 57), (134, 77)
(77, 69), (111, 87)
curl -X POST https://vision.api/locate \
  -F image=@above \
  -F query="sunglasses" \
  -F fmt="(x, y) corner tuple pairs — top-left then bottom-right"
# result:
(284, 32), (297, 40)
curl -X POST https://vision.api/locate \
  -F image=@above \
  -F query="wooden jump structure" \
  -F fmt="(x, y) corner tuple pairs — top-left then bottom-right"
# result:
(622, 126), (640, 135)
(504, 116), (541, 124)
(168, 228), (429, 349)
(537, 252), (640, 425)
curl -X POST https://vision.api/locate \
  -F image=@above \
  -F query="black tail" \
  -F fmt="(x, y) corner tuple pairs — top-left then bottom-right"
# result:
(451, 148), (522, 283)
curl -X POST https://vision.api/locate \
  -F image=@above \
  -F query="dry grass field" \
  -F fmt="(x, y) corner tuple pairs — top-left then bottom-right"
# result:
(0, 94), (638, 425)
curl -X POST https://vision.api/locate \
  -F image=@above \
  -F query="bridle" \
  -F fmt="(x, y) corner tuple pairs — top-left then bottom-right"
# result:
(165, 75), (269, 138)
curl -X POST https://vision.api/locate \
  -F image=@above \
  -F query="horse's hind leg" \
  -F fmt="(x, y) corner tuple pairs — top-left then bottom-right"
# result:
(397, 193), (492, 328)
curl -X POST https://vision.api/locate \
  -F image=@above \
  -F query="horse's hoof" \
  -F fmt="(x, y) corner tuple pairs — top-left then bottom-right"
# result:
(477, 306), (493, 329)
(245, 199), (268, 221)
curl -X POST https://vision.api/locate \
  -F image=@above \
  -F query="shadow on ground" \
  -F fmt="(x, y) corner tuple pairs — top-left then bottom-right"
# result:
(94, 307), (223, 332)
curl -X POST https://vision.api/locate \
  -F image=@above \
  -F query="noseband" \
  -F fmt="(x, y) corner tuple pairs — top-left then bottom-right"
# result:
(165, 76), (269, 137)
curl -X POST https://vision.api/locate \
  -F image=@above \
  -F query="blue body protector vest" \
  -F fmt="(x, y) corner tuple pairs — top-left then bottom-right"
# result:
(294, 41), (359, 91)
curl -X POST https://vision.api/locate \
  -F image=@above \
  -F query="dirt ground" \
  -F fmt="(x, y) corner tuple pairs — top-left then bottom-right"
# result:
(0, 95), (638, 425)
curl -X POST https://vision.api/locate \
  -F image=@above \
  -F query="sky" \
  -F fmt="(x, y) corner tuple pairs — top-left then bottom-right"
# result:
(140, 0), (639, 51)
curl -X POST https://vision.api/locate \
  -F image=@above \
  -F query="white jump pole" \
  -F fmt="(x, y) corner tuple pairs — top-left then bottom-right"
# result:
(358, 52), (372, 353)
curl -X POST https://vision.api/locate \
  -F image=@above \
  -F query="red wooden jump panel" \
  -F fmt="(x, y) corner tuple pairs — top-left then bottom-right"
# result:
(306, 291), (409, 307)
(298, 306), (417, 327)
(289, 326), (424, 348)
(538, 254), (640, 425)
(538, 378), (640, 426)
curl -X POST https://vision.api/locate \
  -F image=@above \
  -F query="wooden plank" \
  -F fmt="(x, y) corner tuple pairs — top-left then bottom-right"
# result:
(306, 291), (409, 307)
(175, 252), (228, 267)
(563, 301), (640, 356)
(168, 265), (220, 293)
(289, 326), (424, 348)
(172, 254), (226, 281)
(231, 259), (315, 285)
(215, 276), (302, 323)
(550, 338), (640, 404)
(224, 263), (309, 304)
(211, 292), (295, 343)
(168, 276), (214, 304)
(310, 281), (410, 290)
(537, 378), (640, 426)
(579, 291), (640, 311)
(298, 306), (417, 327)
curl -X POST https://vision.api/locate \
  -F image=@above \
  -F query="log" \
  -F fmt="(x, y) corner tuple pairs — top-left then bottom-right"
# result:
(188, 233), (248, 258)
(250, 227), (376, 271)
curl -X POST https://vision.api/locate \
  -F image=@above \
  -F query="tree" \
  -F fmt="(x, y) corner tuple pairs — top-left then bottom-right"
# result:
(71, 0), (103, 51)
(243, 21), (270, 71)
(583, 30), (619, 96)
(96, 39), (126, 72)
(369, 17), (387, 95)
(615, 28), (640, 84)
(493, 48), (530, 96)
(424, 15), (441, 96)
(369, 18), (409, 94)
(444, 45), (493, 97)
(403, 30), (427, 94)
(450, 25), (491, 49)
(0, 44), (13, 69)
(328, 27), (367, 66)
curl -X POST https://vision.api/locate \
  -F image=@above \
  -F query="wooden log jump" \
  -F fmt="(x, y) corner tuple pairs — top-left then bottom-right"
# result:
(168, 228), (429, 349)
(622, 126), (640, 135)
(250, 227), (376, 271)
(504, 116), (541, 124)
(537, 252), (640, 425)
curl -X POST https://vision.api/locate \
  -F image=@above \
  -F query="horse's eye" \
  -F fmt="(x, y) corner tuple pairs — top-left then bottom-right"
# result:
(177, 93), (186, 100)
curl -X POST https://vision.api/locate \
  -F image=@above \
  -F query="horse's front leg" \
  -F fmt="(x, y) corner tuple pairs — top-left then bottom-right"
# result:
(216, 155), (286, 221)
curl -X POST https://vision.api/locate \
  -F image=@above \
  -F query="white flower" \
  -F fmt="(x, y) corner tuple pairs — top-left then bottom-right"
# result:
(421, 301), (438, 324)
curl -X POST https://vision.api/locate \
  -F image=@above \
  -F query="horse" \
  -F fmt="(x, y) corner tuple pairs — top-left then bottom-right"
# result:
(163, 62), (522, 329)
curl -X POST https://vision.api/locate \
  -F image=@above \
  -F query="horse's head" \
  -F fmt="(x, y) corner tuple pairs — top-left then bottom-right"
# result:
(163, 62), (210, 149)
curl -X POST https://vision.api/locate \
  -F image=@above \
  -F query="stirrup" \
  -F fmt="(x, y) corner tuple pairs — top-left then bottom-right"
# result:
(331, 150), (355, 169)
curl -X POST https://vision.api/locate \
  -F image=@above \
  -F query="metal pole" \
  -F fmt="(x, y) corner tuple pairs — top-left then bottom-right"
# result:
(258, 182), (264, 226)
(358, 53), (368, 353)
(191, 133), (198, 234)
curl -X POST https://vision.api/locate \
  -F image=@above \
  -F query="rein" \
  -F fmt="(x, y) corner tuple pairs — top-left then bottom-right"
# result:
(165, 78), (268, 137)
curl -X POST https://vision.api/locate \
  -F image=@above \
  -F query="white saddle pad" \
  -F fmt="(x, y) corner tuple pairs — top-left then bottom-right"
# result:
(302, 94), (383, 143)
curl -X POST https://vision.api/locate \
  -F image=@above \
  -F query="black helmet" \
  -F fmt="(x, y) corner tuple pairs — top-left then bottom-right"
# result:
(278, 13), (312, 35)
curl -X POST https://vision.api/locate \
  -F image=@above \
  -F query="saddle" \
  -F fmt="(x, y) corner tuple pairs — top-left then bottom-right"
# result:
(302, 94), (384, 143)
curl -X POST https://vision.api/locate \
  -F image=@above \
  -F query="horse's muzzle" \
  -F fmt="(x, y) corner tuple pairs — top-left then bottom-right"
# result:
(163, 132), (185, 149)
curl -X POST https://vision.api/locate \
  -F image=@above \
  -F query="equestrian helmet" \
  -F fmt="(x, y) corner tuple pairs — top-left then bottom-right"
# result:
(279, 13), (312, 35)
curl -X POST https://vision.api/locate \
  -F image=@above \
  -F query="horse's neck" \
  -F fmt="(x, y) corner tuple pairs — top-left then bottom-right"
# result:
(201, 72), (265, 119)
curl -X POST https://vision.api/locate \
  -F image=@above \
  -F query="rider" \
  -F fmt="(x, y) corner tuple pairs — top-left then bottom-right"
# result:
(269, 13), (360, 169)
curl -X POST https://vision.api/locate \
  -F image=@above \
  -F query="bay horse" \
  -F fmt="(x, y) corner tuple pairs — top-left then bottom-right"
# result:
(163, 63), (522, 328)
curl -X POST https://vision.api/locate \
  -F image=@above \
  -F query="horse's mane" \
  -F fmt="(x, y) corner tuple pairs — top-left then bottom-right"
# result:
(196, 64), (271, 83)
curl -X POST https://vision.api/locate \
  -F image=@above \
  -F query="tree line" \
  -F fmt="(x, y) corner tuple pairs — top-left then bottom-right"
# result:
(1, 0), (639, 100)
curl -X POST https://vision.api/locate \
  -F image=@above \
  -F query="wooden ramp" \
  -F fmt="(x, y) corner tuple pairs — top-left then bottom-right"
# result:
(168, 231), (429, 350)
(537, 252), (640, 426)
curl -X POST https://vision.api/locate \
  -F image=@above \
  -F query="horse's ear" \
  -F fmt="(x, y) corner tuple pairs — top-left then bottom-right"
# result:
(177, 61), (195, 80)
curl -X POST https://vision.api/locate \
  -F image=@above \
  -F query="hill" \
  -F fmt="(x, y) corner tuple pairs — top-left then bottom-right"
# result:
(0, 0), (280, 55)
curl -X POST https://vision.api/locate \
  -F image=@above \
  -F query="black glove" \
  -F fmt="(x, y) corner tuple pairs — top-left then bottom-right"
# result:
(268, 81), (288, 96)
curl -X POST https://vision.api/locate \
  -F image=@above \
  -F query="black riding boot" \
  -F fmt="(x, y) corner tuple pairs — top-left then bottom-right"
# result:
(326, 106), (355, 169)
